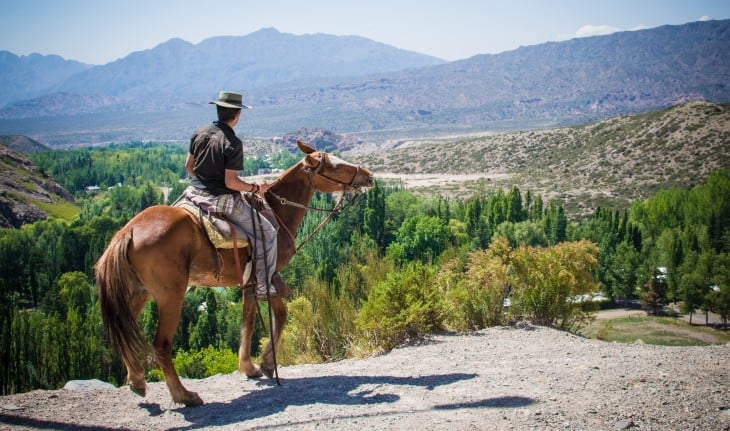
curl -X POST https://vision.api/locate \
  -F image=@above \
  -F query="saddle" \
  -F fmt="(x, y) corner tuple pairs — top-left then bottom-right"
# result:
(175, 199), (244, 249)
(175, 191), (280, 248)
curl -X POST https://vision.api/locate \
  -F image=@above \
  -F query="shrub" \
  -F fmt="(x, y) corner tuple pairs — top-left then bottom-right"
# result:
(279, 276), (358, 364)
(172, 345), (238, 379)
(508, 240), (599, 329)
(355, 261), (443, 352)
(439, 237), (512, 331)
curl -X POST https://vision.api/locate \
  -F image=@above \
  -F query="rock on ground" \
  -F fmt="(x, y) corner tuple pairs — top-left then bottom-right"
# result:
(0, 325), (728, 430)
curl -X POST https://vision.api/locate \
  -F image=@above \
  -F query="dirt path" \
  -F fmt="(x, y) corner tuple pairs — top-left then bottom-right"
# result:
(1, 325), (728, 430)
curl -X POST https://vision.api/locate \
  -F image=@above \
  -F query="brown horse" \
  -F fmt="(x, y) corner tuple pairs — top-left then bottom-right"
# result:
(96, 141), (373, 407)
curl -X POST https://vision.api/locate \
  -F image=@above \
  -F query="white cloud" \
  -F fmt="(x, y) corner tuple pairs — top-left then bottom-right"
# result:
(699, 15), (710, 21)
(560, 23), (648, 41)
(628, 24), (649, 31)
(575, 24), (621, 37)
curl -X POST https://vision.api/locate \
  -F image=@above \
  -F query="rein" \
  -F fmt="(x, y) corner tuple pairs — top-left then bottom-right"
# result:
(267, 189), (361, 252)
(267, 152), (365, 252)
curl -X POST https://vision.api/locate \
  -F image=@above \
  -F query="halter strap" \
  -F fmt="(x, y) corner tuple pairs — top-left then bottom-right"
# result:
(264, 150), (365, 251)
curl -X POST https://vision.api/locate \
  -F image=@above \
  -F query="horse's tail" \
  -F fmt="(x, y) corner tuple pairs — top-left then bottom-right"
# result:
(95, 229), (150, 366)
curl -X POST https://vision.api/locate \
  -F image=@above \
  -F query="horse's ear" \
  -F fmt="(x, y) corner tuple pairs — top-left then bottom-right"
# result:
(297, 140), (316, 154)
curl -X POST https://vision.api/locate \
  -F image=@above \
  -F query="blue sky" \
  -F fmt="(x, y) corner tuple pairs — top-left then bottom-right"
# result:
(1, 0), (728, 64)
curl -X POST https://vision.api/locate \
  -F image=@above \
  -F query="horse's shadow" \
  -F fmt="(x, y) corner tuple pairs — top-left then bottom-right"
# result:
(142, 372), (535, 430)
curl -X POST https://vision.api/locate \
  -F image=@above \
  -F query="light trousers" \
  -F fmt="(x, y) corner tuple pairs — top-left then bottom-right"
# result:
(226, 195), (278, 294)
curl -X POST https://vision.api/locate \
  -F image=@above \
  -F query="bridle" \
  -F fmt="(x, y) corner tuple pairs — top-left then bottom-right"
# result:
(266, 152), (366, 251)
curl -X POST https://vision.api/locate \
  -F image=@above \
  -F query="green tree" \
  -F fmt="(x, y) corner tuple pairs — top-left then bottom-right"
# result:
(58, 271), (93, 314)
(678, 251), (712, 323)
(607, 241), (642, 300)
(363, 182), (386, 248)
(464, 195), (489, 249)
(641, 268), (668, 315)
(269, 149), (299, 170)
(392, 215), (451, 262)
(705, 253), (730, 327)
(190, 289), (219, 350)
(506, 186), (524, 223)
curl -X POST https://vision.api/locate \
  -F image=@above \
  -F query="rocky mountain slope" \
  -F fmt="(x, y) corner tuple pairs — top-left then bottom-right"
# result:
(0, 135), (50, 154)
(356, 101), (730, 216)
(0, 144), (76, 227)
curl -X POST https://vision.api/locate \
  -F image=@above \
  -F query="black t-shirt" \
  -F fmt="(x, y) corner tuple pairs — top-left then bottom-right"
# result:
(188, 121), (244, 195)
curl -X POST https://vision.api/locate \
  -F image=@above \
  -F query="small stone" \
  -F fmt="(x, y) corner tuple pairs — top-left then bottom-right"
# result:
(613, 418), (634, 430)
(1, 404), (22, 411)
(63, 379), (115, 391)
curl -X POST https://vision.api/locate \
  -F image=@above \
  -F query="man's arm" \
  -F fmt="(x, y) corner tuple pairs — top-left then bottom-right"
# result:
(225, 169), (269, 194)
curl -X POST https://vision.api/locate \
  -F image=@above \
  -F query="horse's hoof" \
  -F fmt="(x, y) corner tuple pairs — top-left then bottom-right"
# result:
(129, 384), (146, 397)
(244, 367), (263, 379)
(260, 363), (275, 380)
(182, 392), (204, 408)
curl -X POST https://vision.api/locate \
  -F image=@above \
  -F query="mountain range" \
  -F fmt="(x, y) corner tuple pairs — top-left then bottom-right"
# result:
(0, 28), (444, 115)
(0, 20), (729, 146)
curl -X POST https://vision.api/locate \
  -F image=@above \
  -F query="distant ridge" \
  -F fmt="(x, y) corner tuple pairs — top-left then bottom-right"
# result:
(0, 27), (445, 114)
(0, 20), (728, 146)
(0, 135), (50, 154)
(0, 51), (91, 107)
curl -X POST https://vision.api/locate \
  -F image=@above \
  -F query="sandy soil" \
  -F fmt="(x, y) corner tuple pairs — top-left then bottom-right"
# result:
(1, 324), (728, 431)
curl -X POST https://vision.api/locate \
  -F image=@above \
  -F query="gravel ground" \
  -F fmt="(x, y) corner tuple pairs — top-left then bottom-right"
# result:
(1, 324), (728, 431)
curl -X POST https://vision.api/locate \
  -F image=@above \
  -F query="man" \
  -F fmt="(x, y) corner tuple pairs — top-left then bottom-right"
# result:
(185, 91), (287, 299)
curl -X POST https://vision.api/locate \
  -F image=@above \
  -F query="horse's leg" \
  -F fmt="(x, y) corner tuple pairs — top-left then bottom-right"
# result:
(126, 290), (151, 396)
(239, 295), (263, 377)
(260, 296), (288, 379)
(153, 294), (203, 407)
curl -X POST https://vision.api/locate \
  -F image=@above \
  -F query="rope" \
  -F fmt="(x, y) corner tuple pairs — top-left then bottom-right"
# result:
(249, 200), (281, 386)
(268, 190), (361, 252)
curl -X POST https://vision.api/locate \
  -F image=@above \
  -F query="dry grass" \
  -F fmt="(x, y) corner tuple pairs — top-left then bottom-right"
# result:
(578, 315), (730, 346)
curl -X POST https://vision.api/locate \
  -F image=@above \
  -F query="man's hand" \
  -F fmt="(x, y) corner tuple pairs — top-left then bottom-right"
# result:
(257, 182), (270, 194)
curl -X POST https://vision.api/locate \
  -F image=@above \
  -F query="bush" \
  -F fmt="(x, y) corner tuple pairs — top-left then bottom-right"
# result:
(439, 237), (512, 331)
(508, 240), (599, 329)
(279, 275), (359, 364)
(172, 345), (238, 379)
(355, 261), (443, 352)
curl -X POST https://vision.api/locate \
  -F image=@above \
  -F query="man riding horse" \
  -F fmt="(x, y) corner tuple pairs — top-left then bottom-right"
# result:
(185, 91), (289, 299)
(96, 90), (373, 407)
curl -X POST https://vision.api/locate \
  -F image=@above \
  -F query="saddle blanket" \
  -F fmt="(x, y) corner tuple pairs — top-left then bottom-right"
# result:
(174, 199), (248, 249)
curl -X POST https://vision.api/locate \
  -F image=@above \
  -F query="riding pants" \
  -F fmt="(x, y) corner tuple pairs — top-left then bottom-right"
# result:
(226, 194), (278, 296)
(186, 187), (278, 296)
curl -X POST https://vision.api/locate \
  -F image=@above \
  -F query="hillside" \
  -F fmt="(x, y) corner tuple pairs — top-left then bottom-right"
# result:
(0, 325), (727, 430)
(0, 144), (77, 227)
(356, 101), (730, 216)
(0, 20), (728, 146)
(0, 135), (50, 154)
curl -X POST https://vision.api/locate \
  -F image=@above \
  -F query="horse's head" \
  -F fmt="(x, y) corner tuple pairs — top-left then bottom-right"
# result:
(296, 140), (374, 193)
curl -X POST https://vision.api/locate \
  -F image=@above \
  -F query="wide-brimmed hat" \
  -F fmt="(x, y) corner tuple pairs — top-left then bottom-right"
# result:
(209, 91), (251, 109)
